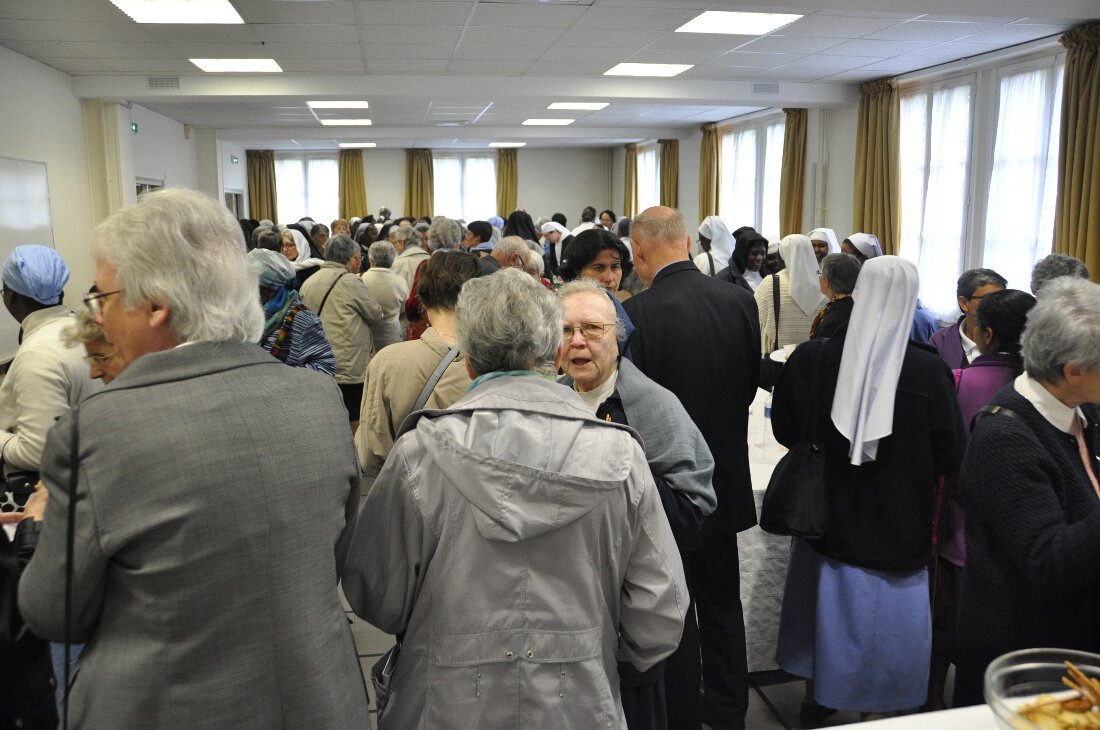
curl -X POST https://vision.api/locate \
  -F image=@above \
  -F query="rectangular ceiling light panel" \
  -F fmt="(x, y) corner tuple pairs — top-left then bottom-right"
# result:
(489, 142), (526, 147)
(190, 59), (282, 72)
(675, 11), (803, 36)
(320, 119), (373, 126)
(604, 63), (692, 77)
(522, 118), (575, 126)
(110, 0), (244, 24)
(339, 142), (377, 148)
(308, 101), (369, 109)
(548, 102), (609, 110)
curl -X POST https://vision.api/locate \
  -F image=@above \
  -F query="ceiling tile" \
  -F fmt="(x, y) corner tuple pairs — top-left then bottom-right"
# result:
(354, 1), (474, 26)
(819, 39), (935, 57)
(0, 18), (55, 41)
(252, 23), (361, 44)
(262, 42), (365, 60)
(141, 25), (261, 44)
(711, 51), (807, 68)
(919, 14), (1028, 23)
(554, 28), (664, 48)
(901, 41), (1013, 60)
(369, 25), (463, 45)
(736, 34), (844, 54)
(37, 20), (160, 43)
(447, 59), (532, 74)
(102, 58), (202, 73)
(782, 54), (875, 71)
(681, 65), (765, 80)
(818, 69), (884, 82)
(524, 60), (614, 76)
(862, 20), (1005, 43)
(365, 59), (449, 73)
(362, 44), (452, 60)
(575, 5), (699, 31)
(69, 41), (170, 59)
(781, 15), (904, 39)
(453, 43), (545, 61)
(233, 0), (355, 25)
(547, 45), (635, 63)
(468, 4), (586, 29)
(626, 47), (728, 65)
(277, 58), (367, 73)
(460, 26), (563, 46)
(856, 58), (933, 74)
(760, 66), (834, 82)
(961, 23), (1071, 45)
(165, 42), (272, 58)
(810, 9), (921, 19)
(0, 0), (127, 22)
(37, 56), (117, 73)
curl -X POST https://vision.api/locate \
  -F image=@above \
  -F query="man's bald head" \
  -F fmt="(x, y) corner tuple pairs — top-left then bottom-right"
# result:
(631, 206), (691, 286)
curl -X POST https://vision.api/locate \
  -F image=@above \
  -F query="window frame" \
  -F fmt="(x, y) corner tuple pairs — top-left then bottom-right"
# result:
(273, 152), (339, 226)
(431, 151), (497, 222)
(717, 111), (785, 236)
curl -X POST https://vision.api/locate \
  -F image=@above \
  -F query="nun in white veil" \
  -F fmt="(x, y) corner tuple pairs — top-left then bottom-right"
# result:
(754, 234), (826, 352)
(770, 256), (964, 719)
(808, 227), (841, 262)
(842, 232), (883, 262)
(696, 215), (735, 274)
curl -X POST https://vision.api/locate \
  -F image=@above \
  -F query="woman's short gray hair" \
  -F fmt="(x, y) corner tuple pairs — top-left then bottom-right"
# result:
(428, 217), (462, 251)
(63, 307), (108, 348)
(89, 188), (262, 343)
(523, 248), (544, 277)
(1021, 277), (1100, 382)
(325, 234), (359, 264)
(456, 268), (562, 377)
(368, 240), (396, 268)
(1031, 253), (1090, 295)
(820, 253), (862, 296)
(558, 278), (627, 339)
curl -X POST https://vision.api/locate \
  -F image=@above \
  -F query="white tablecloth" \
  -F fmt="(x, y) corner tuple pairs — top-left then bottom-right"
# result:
(837, 704), (998, 727)
(738, 388), (790, 673)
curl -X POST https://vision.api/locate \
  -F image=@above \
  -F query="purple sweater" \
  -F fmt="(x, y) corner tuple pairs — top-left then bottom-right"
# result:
(929, 315), (968, 370)
(940, 353), (1022, 567)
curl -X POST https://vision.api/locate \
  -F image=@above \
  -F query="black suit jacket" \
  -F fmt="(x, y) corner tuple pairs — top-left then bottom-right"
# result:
(624, 260), (762, 538)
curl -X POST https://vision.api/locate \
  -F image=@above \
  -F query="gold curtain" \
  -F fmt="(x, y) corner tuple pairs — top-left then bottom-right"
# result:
(698, 123), (720, 221)
(623, 143), (638, 218)
(496, 148), (518, 217)
(852, 79), (900, 254)
(338, 149), (367, 219)
(780, 108), (808, 236)
(246, 150), (278, 222)
(658, 139), (679, 209)
(1054, 23), (1100, 280)
(404, 149), (434, 219)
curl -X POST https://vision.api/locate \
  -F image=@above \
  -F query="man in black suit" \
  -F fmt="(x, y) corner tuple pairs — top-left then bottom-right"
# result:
(623, 206), (760, 730)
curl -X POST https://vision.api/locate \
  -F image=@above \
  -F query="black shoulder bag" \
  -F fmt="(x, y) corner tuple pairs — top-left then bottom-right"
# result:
(759, 356), (829, 539)
(758, 274), (784, 391)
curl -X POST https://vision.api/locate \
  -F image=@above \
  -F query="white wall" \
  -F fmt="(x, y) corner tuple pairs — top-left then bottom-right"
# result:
(678, 129), (702, 236)
(361, 149), (405, 219)
(122, 103), (198, 193)
(517, 148), (612, 224)
(0, 46), (95, 296)
(811, 104), (858, 237)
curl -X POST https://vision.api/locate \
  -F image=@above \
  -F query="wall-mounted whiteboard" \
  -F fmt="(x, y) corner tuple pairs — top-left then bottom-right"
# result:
(0, 157), (55, 364)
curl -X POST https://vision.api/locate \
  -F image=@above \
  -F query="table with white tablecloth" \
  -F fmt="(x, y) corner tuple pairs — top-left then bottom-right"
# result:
(739, 388), (791, 673)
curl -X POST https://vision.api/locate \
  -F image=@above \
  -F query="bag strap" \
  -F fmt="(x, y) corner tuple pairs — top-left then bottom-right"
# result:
(63, 406), (79, 730)
(706, 251), (714, 276)
(771, 273), (781, 353)
(412, 345), (461, 413)
(316, 272), (348, 317)
(970, 404), (1021, 432)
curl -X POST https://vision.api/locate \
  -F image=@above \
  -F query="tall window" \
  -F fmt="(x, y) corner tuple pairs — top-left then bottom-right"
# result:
(433, 154), (496, 221)
(718, 116), (784, 236)
(982, 59), (1064, 292)
(275, 154), (338, 225)
(899, 80), (974, 321)
(636, 144), (660, 212)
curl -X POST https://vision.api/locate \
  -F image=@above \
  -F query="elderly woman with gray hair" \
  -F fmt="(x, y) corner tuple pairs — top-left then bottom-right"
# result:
(247, 249), (335, 376)
(810, 252), (861, 339)
(953, 277), (1100, 707)
(343, 268), (688, 729)
(557, 277), (714, 729)
(361, 240), (409, 350)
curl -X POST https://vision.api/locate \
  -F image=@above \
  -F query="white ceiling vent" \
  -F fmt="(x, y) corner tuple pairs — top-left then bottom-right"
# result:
(147, 77), (180, 90)
(752, 82), (780, 95)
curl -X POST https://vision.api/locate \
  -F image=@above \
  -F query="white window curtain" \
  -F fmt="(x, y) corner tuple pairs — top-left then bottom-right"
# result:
(636, 144), (660, 212)
(433, 154), (496, 222)
(718, 127), (756, 228)
(275, 155), (338, 225)
(717, 116), (784, 234)
(981, 62), (1064, 292)
(761, 121), (785, 238)
(899, 81), (974, 321)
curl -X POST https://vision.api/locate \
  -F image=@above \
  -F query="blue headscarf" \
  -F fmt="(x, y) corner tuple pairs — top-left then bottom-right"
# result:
(2, 245), (69, 305)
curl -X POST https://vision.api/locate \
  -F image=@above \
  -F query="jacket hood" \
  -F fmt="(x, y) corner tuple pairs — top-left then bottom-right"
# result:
(404, 377), (641, 543)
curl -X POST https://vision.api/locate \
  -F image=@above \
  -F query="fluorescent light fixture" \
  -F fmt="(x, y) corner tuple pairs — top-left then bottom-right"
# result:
(604, 63), (693, 77)
(547, 102), (609, 111)
(110, 0), (244, 24)
(339, 142), (377, 148)
(675, 11), (802, 35)
(190, 58), (282, 73)
(308, 101), (369, 109)
(320, 119), (373, 126)
(489, 142), (526, 148)
(522, 118), (575, 126)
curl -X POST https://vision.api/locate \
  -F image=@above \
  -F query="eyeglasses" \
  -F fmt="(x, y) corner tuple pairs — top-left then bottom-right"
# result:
(83, 289), (124, 317)
(83, 352), (115, 366)
(563, 322), (617, 341)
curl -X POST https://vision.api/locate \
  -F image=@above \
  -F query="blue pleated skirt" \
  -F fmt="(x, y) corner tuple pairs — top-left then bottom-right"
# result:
(776, 538), (931, 713)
